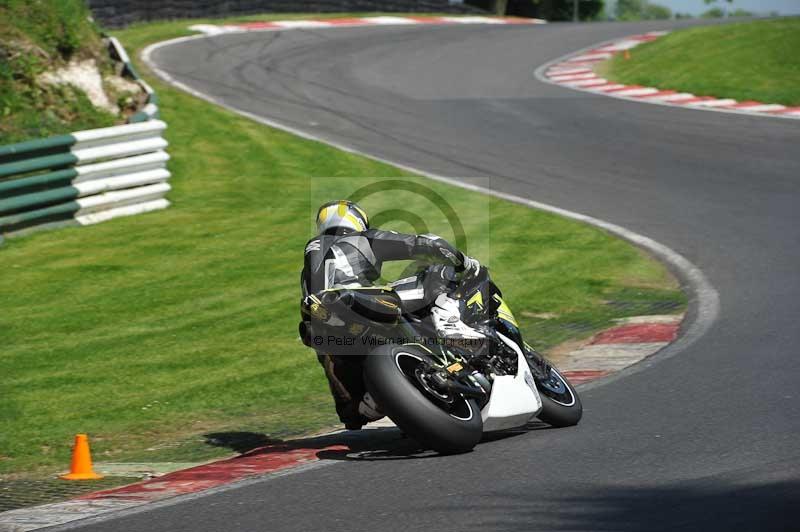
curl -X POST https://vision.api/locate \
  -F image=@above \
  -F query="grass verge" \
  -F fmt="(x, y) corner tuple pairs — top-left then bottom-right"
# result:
(1, 14), (685, 480)
(600, 18), (800, 106)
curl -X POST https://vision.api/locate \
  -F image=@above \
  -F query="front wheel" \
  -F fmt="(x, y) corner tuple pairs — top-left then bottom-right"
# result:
(527, 351), (583, 427)
(364, 345), (483, 454)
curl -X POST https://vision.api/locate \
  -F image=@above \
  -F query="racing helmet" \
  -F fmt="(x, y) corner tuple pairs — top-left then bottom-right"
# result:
(316, 200), (369, 234)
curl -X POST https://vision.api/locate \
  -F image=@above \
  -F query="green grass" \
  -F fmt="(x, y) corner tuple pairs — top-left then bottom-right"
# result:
(601, 18), (800, 106)
(0, 16), (684, 478)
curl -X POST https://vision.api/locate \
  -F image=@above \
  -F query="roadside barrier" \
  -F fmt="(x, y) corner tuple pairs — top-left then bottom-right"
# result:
(0, 38), (169, 240)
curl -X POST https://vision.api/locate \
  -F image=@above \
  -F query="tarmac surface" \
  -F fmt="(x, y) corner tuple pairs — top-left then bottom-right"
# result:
(70, 19), (800, 531)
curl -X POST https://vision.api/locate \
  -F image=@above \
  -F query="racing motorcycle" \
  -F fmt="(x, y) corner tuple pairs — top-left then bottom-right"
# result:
(299, 264), (582, 454)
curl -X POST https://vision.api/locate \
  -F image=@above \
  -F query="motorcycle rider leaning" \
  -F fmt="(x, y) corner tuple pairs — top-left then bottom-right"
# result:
(301, 200), (483, 430)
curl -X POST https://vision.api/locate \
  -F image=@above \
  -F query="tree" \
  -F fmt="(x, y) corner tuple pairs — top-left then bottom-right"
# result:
(503, 0), (604, 21)
(704, 0), (733, 18)
(616, 0), (671, 20)
(701, 6), (725, 17)
(492, 0), (509, 15)
(642, 2), (671, 19)
(616, 0), (644, 20)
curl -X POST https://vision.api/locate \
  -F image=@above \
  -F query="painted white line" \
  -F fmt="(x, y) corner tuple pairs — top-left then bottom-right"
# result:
(361, 16), (420, 25)
(642, 92), (695, 102)
(563, 78), (608, 87)
(686, 98), (738, 107)
(441, 16), (505, 24)
(614, 315), (684, 325)
(549, 72), (598, 82)
(558, 61), (597, 68)
(272, 20), (334, 28)
(0, 499), (142, 531)
(612, 87), (660, 97)
(586, 83), (627, 92)
(568, 52), (613, 62)
(188, 24), (243, 35)
(735, 103), (786, 112)
(546, 67), (592, 75)
(595, 39), (644, 52)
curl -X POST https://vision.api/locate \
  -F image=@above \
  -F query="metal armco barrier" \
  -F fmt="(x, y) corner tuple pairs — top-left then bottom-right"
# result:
(0, 39), (169, 240)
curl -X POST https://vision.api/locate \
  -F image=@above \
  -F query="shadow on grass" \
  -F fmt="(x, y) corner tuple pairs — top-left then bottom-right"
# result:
(202, 420), (553, 462)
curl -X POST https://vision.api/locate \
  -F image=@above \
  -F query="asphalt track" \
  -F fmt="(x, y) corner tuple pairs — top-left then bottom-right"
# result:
(80, 20), (799, 531)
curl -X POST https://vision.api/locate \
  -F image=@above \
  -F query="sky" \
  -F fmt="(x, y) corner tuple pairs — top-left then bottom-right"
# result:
(607, 0), (800, 15)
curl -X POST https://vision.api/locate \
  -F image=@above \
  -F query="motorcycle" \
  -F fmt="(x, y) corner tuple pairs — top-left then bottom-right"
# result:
(299, 264), (582, 454)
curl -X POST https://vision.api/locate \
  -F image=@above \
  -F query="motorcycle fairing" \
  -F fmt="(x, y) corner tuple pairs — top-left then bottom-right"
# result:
(480, 332), (543, 432)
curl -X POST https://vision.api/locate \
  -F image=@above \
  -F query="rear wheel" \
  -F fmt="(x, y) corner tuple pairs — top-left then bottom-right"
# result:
(364, 345), (483, 454)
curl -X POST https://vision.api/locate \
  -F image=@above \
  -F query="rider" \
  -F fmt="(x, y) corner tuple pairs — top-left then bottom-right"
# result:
(301, 200), (483, 429)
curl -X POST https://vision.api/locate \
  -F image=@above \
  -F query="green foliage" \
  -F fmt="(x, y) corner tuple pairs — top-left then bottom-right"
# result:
(616, 0), (671, 20)
(731, 8), (753, 17)
(702, 0), (735, 17)
(615, 0), (642, 19)
(0, 0), (117, 143)
(642, 2), (671, 19)
(543, 0), (604, 21)
(503, 0), (604, 22)
(701, 7), (725, 17)
(604, 18), (800, 106)
(0, 0), (99, 60)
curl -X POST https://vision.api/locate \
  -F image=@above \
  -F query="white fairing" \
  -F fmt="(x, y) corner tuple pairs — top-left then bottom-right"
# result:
(480, 333), (543, 432)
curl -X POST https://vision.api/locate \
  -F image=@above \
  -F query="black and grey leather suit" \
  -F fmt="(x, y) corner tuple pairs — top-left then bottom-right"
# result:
(300, 229), (468, 425)
(301, 230), (467, 297)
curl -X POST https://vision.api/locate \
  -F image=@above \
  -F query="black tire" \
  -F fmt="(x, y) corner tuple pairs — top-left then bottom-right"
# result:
(535, 365), (583, 427)
(364, 345), (483, 454)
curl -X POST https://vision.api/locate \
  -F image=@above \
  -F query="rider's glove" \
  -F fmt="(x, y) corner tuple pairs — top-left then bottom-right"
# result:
(459, 255), (480, 279)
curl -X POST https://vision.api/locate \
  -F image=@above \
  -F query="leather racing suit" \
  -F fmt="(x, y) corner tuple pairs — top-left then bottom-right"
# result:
(300, 229), (472, 427)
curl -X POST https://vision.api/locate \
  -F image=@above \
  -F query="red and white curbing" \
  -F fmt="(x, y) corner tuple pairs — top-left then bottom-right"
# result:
(0, 441), (349, 530)
(541, 31), (800, 120)
(557, 314), (684, 385)
(0, 314), (682, 530)
(188, 15), (546, 35)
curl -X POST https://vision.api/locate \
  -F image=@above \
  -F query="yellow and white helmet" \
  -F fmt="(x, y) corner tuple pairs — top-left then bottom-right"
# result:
(316, 200), (369, 234)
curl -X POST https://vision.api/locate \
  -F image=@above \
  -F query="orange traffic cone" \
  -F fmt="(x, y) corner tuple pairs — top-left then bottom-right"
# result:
(60, 434), (103, 480)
